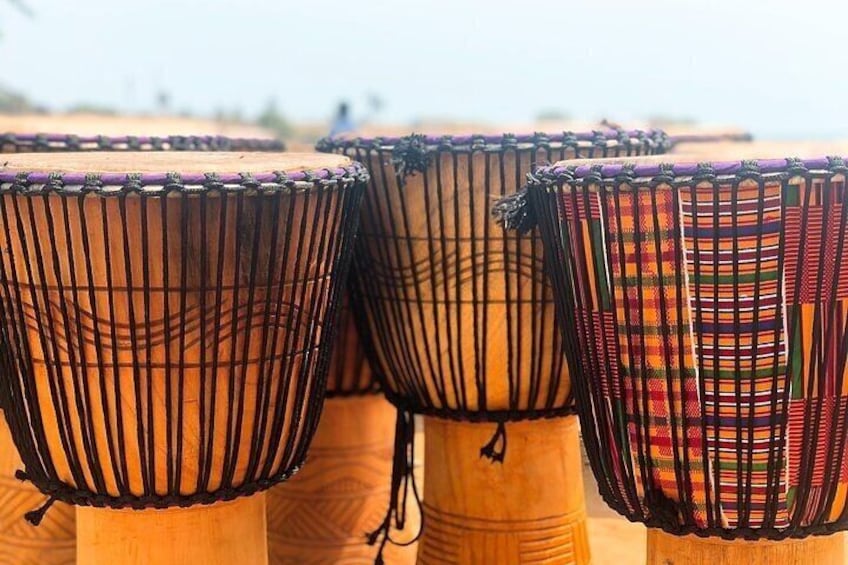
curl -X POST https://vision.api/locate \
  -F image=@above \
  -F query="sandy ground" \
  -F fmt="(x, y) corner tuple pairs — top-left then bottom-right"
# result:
(581, 450), (647, 564)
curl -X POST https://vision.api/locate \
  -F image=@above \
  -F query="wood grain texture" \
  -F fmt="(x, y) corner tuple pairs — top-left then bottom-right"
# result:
(2, 189), (332, 495)
(77, 495), (268, 565)
(418, 416), (589, 565)
(266, 395), (417, 564)
(646, 529), (845, 565)
(0, 417), (75, 565)
(351, 147), (572, 415)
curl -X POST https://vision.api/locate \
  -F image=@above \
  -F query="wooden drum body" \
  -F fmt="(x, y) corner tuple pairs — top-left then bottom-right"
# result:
(319, 130), (668, 564)
(0, 134), (286, 565)
(0, 152), (364, 565)
(529, 155), (848, 564)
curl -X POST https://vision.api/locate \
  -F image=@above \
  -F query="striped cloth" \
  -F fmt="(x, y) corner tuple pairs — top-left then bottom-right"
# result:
(559, 173), (848, 533)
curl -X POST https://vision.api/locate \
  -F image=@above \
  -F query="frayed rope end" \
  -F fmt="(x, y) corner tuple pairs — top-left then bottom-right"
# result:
(492, 189), (536, 234)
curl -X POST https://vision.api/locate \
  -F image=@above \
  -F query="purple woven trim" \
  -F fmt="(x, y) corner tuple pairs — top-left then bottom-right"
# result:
(540, 156), (848, 180)
(0, 163), (366, 187)
(7, 134), (264, 144)
(325, 129), (658, 146)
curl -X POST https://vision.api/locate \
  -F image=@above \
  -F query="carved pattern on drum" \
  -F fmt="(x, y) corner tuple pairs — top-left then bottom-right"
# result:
(23, 296), (317, 357)
(0, 423), (75, 565)
(267, 442), (394, 564)
(418, 503), (590, 565)
(363, 242), (549, 301)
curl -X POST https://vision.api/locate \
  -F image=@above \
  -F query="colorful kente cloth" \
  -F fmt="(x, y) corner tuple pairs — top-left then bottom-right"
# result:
(551, 166), (848, 535)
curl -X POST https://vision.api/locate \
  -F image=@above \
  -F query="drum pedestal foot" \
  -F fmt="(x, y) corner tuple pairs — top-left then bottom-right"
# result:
(419, 415), (590, 565)
(0, 416), (75, 564)
(76, 493), (268, 565)
(646, 529), (845, 565)
(266, 395), (418, 564)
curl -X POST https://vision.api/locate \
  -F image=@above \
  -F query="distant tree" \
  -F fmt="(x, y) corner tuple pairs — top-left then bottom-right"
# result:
(0, 83), (40, 112)
(536, 109), (571, 122)
(5, 0), (32, 17)
(256, 99), (292, 137)
(646, 115), (697, 127)
(1, 0), (33, 40)
(67, 103), (118, 116)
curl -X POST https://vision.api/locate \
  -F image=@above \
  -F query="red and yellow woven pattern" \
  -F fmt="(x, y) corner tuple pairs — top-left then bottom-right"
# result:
(538, 161), (848, 538)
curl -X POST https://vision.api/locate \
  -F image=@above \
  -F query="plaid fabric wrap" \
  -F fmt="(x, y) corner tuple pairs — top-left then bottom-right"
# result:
(784, 175), (848, 526)
(681, 180), (789, 529)
(556, 169), (848, 536)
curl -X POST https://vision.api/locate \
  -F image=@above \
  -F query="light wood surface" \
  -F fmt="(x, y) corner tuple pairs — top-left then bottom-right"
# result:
(267, 395), (417, 564)
(418, 416), (589, 564)
(646, 529), (845, 565)
(76, 495), (268, 565)
(670, 140), (848, 157)
(0, 151), (348, 174)
(0, 417), (75, 565)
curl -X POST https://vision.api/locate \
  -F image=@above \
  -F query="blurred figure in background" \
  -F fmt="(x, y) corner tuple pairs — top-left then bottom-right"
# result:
(329, 101), (354, 137)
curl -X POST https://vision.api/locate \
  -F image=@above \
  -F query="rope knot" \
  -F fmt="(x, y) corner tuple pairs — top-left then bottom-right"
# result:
(24, 496), (56, 526)
(480, 421), (507, 463)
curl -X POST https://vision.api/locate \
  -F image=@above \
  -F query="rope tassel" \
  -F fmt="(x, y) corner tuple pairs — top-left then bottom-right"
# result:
(367, 409), (423, 564)
(492, 188), (537, 234)
(480, 421), (508, 463)
(17, 469), (56, 526)
(390, 134), (431, 183)
(24, 496), (57, 526)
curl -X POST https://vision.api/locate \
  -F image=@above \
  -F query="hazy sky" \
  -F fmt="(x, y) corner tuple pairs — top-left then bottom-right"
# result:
(1, 0), (845, 138)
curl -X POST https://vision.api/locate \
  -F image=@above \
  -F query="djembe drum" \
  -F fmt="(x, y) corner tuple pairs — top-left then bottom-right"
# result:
(318, 129), (669, 564)
(0, 133), (284, 565)
(522, 154), (848, 564)
(0, 151), (364, 564)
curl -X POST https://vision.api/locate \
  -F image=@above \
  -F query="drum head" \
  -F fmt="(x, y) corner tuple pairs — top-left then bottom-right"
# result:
(0, 151), (350, 175)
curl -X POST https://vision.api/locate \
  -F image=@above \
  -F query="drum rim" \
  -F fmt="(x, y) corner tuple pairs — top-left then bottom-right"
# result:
(1, 132), (285, 151)
(533, 155), (848, 183)
(316, 128), (669, 152)
(0, 162), (370, 195)
(18, 459), (308, 510)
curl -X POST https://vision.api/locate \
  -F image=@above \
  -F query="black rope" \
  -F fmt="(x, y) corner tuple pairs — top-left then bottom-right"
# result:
(366, 409), (422, 565)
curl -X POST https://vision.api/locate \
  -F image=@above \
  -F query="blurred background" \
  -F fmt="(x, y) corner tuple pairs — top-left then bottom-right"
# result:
(1, 0), (845, 147)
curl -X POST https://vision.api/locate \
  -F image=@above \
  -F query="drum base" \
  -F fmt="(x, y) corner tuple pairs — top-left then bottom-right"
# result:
(266, 395), (418, 564)
(419, 415), (590, 565)
(646, 529), (845, 565)
(76, 494), (267, 565)
(0, 416), (75, 565)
